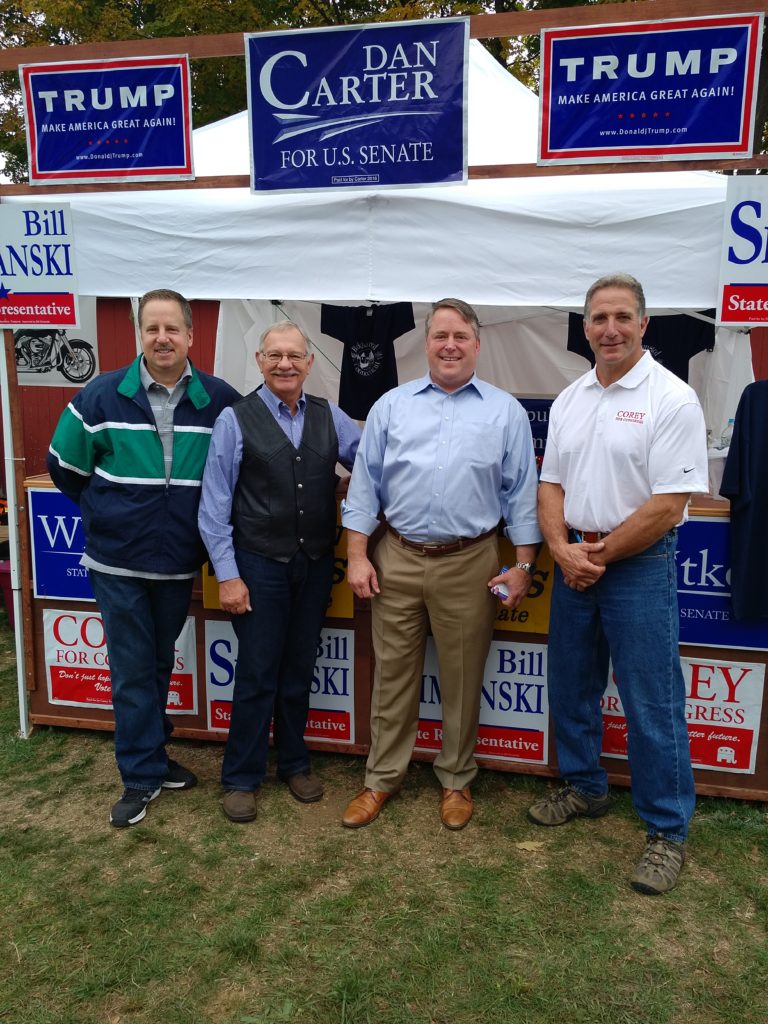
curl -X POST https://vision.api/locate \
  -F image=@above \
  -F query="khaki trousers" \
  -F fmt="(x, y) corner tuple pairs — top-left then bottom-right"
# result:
(364, 530), (499, 792)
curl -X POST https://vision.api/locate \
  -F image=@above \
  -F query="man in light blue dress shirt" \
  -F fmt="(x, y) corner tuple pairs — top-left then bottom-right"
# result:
(341, 298), (542, 830)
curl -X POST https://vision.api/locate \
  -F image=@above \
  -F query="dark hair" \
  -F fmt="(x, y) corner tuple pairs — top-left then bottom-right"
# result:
(138, 289), (193, 329)
(584, 274), (646, 319)
(425, 297), (480, 338)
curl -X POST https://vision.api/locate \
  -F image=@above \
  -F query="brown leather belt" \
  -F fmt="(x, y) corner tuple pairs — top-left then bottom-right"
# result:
(387, 524), (497, 557)
(571, 529), (611, 543)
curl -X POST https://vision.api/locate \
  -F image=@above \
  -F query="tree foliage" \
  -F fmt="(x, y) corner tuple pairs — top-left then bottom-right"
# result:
(1, 1), (765, 182)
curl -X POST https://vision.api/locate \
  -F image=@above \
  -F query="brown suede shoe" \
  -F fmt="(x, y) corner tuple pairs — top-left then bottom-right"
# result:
(223, 789), (258, 823)
(285, 772), (324, 803)
(342, 788), (394, 828)
(441, 787), (474, 830)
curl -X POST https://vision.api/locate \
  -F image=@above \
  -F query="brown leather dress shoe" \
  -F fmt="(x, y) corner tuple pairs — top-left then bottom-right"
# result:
(285, 771), (324, 803)
(342, 787), (393, 828)
(223, 789), (258, 823)
(441, 787), (474, 830)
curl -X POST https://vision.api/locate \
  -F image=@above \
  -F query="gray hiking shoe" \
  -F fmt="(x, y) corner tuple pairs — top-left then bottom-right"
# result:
(528, 783), (611, 826)
(631, 837), (686, 895)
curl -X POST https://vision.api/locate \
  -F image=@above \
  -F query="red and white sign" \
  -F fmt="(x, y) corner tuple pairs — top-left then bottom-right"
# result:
(204, 620), (355, 744)
(0, 204), (79, 327)
(602, 654), (764, 773)
(717, 176), (768, 327)
(43, 609), (197, 714)
(415, 638), (548, 765)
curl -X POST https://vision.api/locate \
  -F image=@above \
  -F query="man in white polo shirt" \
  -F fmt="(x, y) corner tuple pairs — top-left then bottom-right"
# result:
(528, 273), (708, 895)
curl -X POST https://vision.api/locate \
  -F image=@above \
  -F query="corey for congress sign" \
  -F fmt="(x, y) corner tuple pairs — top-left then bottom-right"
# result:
(245, 19), (468, 192)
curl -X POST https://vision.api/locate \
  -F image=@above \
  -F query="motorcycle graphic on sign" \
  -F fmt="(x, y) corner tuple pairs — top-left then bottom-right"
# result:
(14, 328), (97, 384)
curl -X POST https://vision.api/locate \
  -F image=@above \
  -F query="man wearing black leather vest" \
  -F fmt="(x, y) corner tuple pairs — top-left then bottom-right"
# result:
(199, 321), (361, 823)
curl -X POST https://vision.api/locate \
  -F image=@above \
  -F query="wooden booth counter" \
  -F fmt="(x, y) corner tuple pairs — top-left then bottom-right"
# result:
(23, 474), (373, 758)
(23, 476), (768, 801)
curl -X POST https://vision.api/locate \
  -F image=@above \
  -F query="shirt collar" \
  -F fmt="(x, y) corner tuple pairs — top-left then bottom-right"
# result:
(259, 381), (307, 416)
(583, 350), (653, 391)
(140, 357), (192, 392)
(415, 372), (483, 397)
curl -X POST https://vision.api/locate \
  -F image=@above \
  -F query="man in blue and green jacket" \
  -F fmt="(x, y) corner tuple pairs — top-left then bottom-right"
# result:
(47, 289), (239, 828)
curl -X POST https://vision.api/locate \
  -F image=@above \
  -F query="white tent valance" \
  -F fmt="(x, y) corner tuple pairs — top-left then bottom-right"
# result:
(2, 43), (729, 312)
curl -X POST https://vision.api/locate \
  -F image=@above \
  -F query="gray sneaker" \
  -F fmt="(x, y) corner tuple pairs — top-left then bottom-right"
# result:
(528, 783), (611, 826)
(631, 837), (686, 895)
(110, 786), (161, 828)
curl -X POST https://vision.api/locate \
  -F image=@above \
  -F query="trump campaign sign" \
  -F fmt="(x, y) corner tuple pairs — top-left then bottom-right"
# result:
(539, 14), (763, 164)
(0, 204), (78, 327)
(245, 18), (468, 192)
(717, 176), (768, 327)
(20, 55), (193, 185)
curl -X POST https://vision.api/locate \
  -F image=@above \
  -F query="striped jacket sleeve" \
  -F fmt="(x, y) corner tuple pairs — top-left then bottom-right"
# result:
(47, 399), (96, 505)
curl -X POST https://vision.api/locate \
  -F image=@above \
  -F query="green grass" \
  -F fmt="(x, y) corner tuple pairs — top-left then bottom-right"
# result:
(0, 611), (766, 1024)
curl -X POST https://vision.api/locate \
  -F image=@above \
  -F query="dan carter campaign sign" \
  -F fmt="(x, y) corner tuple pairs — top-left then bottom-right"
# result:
(539, 14), (763, 164)
(245, 19), (468, 192)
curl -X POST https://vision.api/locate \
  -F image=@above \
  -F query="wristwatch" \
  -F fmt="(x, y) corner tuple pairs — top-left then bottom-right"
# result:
(515, 561), (537, 575)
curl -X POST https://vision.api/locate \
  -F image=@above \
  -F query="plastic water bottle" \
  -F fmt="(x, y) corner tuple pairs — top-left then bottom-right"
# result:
(491, 566), (510, 599)
(720, 418), (735, 449)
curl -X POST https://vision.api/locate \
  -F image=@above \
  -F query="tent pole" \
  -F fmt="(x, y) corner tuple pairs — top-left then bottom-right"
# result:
(1, 328), (31, 738)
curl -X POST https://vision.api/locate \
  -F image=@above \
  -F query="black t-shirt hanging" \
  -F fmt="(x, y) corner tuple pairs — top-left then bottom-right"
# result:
(321, 302), (415, 419)
(567, 310), (715, 383)
(720, 381), (768, 620)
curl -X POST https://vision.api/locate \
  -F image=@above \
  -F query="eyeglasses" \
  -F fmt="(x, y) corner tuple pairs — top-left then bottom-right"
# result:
(260, 351), (309, 365)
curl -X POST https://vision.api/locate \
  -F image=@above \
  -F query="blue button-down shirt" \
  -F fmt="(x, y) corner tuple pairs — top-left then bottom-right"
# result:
(199, 385), (361, 581)
(341, 374), (541, 546)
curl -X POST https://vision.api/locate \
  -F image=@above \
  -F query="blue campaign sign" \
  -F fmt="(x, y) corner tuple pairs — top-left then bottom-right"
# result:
(29, 488), (94, 602)
(539, 14), (764, 164)
(518, 398), (553, 469)
(20, 56), (193, 185)
(245, 19), (468, 192)
(676, 516), (768, 651)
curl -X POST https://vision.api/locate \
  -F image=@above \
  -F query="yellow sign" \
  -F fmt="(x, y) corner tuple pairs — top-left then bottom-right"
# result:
(493, 540), (554, 635)
(202, 505), (354, 618)
(201, 560), (222, 609)
(327, 520), (353, 618)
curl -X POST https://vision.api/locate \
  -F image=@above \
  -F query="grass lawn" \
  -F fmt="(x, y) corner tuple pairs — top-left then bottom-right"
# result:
(0, 612), (766, 1024)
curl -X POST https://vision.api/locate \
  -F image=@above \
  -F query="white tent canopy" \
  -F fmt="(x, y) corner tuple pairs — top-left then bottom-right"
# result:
(4, 41), (729, 310)
(4, 41), (750, 430)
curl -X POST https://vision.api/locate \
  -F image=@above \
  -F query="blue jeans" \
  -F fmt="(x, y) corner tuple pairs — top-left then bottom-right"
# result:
(547, 532), (694, 843)
(221, 548), (334, 791)
(89, 571), (194, 791)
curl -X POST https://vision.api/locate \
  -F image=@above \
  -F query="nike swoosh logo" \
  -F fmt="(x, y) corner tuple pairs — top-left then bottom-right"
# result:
(683, 467), (694, 473)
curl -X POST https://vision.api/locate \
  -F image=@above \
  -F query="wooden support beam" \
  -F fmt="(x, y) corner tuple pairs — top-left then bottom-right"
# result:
(1, 155), (767, 198)
(0, 0), (765, 72)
